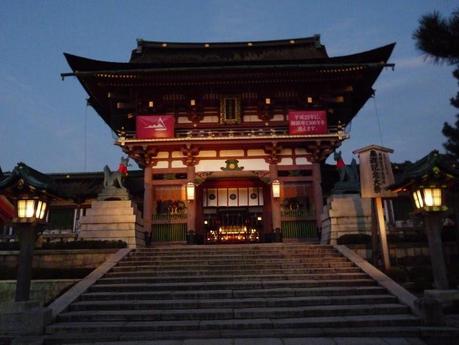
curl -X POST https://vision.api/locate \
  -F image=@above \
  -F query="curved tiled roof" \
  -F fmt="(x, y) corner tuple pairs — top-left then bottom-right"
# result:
(130, 36), (328, 65)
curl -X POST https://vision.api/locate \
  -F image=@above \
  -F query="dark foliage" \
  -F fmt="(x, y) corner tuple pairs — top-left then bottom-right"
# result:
(0, 240), (126, 251)
(336, 233), (371, 245)
(0, 267), (92, 280)
(414, 9), (459, 160)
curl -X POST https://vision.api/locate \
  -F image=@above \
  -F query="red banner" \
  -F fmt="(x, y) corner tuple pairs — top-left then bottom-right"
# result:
(136, 115), (175, 139)
(288, 110), (328, 135)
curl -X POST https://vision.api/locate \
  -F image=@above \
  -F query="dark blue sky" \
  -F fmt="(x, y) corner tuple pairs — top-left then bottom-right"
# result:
(1, 1), (457, 173)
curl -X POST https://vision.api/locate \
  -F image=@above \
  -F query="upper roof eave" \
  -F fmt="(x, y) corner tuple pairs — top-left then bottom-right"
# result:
(63, 42), (395, 75)
(134, 36), (322, 49)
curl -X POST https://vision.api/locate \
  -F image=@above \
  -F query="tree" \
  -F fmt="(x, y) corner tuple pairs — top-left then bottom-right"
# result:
(414, 9), (459, 160)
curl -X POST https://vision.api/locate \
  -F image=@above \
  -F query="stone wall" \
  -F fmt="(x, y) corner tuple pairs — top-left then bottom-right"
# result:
(0, 279), (77, 305)
(346, 242), (458, 262)
(0, 249), (117, 270)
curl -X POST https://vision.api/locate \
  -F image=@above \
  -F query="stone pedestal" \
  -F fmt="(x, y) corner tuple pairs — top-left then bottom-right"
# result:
(78, 200), (144, 248)
(0, 301), (51, 336)
(321, 194), (371, 244)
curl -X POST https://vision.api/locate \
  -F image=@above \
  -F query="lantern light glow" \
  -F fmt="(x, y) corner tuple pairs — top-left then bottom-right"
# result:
(412, 186), (445, 212)
(186, 182), (195, 201)
(16, 198), (48, 223)
(272, 179), (281, 198)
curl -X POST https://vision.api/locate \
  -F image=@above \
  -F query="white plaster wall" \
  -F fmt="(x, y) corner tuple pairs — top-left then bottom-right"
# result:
(220, 150), (245, 157)
(295, 148), (307, 155)
(171, 160), (187, 168)
(295, 157), (311, 165)
(243, 115), (262, 122)
(155, 161), (169, 169)
(201, 116), (219, 123)
(198, 150), (217, 158)
(195, 158), (269, 172)
(247, 149), (265, 156)
(177, 117), (192, 124)
(278, 158), (293, 165)
(157, 152), (169, 159)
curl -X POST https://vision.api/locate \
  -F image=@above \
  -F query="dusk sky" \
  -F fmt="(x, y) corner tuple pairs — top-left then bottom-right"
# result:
(1, 1), (458, 173)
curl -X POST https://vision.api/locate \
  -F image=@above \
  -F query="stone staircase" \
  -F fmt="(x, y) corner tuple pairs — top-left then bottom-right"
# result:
(44, 244), (453, 344)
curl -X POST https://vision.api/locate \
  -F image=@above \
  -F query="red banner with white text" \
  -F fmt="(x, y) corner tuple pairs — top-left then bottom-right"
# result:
(288, 110), (328, 135)
(136, 115), (175, 139)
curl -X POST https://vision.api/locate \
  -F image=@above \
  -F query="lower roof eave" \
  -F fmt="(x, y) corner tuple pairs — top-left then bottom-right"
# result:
(117, 132), (347, 147)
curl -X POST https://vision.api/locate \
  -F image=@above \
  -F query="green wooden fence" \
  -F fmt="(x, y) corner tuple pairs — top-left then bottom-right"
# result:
(281, 221), (317, 239)
(152, 224), (187, 241)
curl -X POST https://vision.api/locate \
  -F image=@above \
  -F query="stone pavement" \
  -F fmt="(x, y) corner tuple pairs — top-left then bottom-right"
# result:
(55, 338), (427, 345)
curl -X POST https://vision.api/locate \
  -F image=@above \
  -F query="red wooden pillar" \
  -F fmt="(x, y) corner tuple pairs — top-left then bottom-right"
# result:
(143, 165), (153, 236)
(312, 163), (323, 230)
(187, 165), (196, 233)
(270, 163), (281, 232)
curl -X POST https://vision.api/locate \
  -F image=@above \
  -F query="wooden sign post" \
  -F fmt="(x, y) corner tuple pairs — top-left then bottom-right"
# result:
(353, 145), (396, 270)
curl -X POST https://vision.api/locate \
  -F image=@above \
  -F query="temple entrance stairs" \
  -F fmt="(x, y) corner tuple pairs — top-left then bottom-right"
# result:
(45, 244), (457, 343)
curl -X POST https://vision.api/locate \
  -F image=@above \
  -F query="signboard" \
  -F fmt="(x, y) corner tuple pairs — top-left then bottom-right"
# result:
(288, 110), (327, 135)
(136, 115), (175, 139)
(353, 145), (396, 198)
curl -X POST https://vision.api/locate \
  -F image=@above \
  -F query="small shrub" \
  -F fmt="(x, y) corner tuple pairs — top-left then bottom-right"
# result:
(0, 240), (127, 251)
(387, 232), (427, 243)
(0, 267), (93, 280)
(385, 266), (409, 283)
(442, 226), (458, 242)
(407, 265), (433, 292)
(337, 234), (371, 245)
(0, 242), (20, 251)
(41, 240), (127, 250)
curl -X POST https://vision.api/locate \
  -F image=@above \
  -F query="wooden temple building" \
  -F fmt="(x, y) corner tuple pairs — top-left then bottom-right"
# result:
(62, 36), (394, 244)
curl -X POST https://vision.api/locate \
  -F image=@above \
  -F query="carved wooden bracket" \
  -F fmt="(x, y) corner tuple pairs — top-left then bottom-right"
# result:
(181, 144), (200, 167)
(264, 143), (283, 165)
(304, 141), (336, 163)
(125, 146), (158, 167)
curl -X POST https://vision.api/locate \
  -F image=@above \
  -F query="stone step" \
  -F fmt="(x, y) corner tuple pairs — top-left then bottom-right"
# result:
(124, 253), (343, 260)
(89, 279), (377, 292)
(135, 244), (334, 251)
(57, 303), (410, 322)
(79, 286), (389, 301)
(44, 326), (459, 344)
(46, 314), (420, 334)
(79, 286), (390, 301)
(97, 272), (368, 284)
(131, 247), (339, 254)
(109, 261), (356, 273)
(44, 243), (435, 344)
(128, 250), (341, 256)
(70, 294), (398, 311)
(105, 267), (362, 277)
(116, 258), (352, 267)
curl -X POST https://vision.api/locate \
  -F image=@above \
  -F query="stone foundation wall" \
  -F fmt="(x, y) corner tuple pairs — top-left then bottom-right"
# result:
(347, 242), (458, 262)
(79, 200), (145, 248)
(321, 194), (372, 244)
